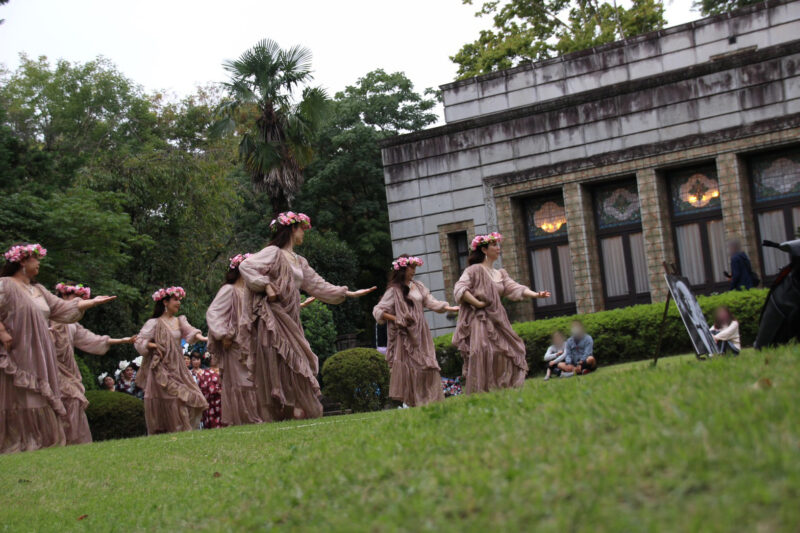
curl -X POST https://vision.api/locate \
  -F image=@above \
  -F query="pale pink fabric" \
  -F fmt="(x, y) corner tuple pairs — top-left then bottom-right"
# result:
(206, 281), (262, 426)
(239, 245), (347, 421)
(373, 281), (446, 406)
(134, 315), (208, 434)
(452, 265), (529, 394)
(0, 278), (83, 454)
(50, 321), (110, 444)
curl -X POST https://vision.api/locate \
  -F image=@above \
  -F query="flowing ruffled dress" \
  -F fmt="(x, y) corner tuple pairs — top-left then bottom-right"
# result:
(239, 246), (347, 421)
(134, 316), (208, 434)
(452, 265), (529, 394)
(372, 281), (446, 407)
(206, 282), (262, 426)
(0, 278), (83, 454)
(49, 322), (110, 444)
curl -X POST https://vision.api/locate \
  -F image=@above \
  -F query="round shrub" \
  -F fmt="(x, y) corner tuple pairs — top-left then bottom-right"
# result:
(321, 348), (390, 412)
(301, 299), (338, 367)
(435, 288), (768, 376)
(85, 390), (146, 441)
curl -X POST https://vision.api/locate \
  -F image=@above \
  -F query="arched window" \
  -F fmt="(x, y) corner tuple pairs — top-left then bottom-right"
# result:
(593, 180), (650, 309)
(667, 165), (728, 295)
(748, 148), (800, 281)
(523, 193), (576, 317)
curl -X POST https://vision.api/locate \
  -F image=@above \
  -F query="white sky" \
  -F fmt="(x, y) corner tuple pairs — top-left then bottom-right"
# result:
(1, 0), (698, 122)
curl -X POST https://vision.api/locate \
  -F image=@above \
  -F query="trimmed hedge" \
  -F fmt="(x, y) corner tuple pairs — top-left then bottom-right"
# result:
(321, 348), (390, 412)
(435, 289), (768, 377)
(85, 390), (146, 441)
(76, 355), (98, 392)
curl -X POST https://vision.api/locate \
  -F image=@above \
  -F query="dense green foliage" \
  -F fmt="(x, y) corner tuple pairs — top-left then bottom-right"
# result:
(296, 69), (439, 333)
(84, 390), (146, 441)
(75, 355), (98, 392)
(2, 347), (799, 530)
(452, 0), (666, 78)
(435, 288), (768, 377)
(693, 0), (763, 16)
(299, 299), (337, 366)
(0, 55), (437, 374)
(321, 348), (390, 412)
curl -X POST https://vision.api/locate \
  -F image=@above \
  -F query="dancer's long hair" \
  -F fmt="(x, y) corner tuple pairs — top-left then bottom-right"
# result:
(467, 246), (487, 266)
(225, 267), (240, 284)
(151, 296), (176, 318)
(0, 242), (31, 278)
(268, 224), (294, 249)
(388, 254), (414, 307)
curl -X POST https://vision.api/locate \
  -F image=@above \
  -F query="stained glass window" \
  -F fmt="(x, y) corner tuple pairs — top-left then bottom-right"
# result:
(594, 181), (641, 229)
(525, 194), (567, 241)
(750, 150), (800, 203)
(669, 166), (721, 216)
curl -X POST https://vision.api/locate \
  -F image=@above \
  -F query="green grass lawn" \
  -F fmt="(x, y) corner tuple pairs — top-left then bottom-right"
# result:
(2, 346), (799, 532)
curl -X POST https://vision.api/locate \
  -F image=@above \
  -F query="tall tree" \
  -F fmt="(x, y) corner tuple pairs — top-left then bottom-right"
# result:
(212, 39), (329, 216)
(452, 0), (666, 79)
(296, 69), (438, 289)
(295, 70), (438, 338)
(693, 0), (762, 16)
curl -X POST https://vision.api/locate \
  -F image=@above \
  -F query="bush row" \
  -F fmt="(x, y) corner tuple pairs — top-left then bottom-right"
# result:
(434, 289), (768, 377)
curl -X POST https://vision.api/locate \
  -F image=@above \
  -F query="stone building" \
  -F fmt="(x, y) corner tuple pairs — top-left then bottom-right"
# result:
(380, 0), (800, 337)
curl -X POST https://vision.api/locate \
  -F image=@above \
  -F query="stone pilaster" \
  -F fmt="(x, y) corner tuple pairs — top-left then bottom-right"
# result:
(564, 182), (603, 313)
(637, 168), (674, 302)
(716, 152), (761, 275)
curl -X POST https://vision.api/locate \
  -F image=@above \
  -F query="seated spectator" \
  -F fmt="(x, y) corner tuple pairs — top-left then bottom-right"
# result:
(116, 360), (144, 399)
(558, 320), (596, 376)
(543, 331), (567, 381)
(710, 306), (741, 355)
(98, 372), (116, 391)
(184, 354), (191, 369)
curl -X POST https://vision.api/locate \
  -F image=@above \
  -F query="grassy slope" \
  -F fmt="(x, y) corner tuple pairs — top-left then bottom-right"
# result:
(1, 347), (799, 532)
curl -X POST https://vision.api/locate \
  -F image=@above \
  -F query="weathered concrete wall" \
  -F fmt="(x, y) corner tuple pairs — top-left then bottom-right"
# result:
(441, 0), (800, 123)
(381, 0), (800, 337)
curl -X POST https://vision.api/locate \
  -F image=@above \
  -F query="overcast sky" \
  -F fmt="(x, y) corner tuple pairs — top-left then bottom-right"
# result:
(1, 0), (699, 122)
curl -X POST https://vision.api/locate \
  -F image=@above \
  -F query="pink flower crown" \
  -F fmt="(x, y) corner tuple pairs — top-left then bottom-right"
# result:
(269, 211), (312, 231)
(4, 244), (47, 263)
(152, 286), (186, 302)
(470, 232), (503, 251)
(229, 253), (251, 270)
(55, 283), (91, 299)
(392, 256), (423, 270)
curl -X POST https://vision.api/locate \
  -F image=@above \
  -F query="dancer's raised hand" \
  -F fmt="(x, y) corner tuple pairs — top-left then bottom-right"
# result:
(346, 286), (377, 298)
(78, 295), (117, 310)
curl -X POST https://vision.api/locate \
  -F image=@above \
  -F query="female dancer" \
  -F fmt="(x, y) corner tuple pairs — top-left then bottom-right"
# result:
(134, 287), (209, 434)
(206, 253), (262, 426)
(238, 211), (375, 421)
(452, 233), (551, 394)
(373, 255), (458, 407)
(50, 282), (137, 445)
(0, 244), (116, 453)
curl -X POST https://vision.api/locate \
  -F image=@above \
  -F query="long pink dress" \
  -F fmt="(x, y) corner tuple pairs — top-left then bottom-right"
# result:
(0, 278), (82, 454)
(49, 322), (111, 444)
(239, 245), (347, 421)
(452, 265), (529, 394)
(206, 281), (262, 426)
(134, 315), (208, 434)
(373, 281), (447, 407)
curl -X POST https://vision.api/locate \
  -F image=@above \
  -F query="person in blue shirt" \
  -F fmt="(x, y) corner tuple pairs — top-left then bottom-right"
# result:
(557, 320), (596, 376)
(726, 239), (756, 291)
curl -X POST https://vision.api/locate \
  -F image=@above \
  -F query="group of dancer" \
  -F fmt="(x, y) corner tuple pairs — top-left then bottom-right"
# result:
(0, 212), (551, 454)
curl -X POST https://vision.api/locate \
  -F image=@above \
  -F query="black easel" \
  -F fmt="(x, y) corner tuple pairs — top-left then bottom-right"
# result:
(652, 262), (679, 367)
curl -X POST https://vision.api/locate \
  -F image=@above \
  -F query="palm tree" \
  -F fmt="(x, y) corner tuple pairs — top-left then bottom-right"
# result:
(213, 39), (328, 215)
